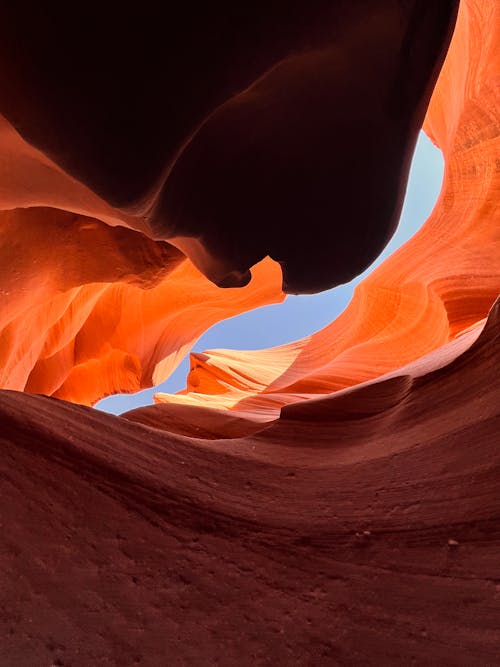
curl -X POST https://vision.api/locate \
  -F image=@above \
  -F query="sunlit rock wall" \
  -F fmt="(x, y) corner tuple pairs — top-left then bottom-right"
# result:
(152, 0), (499, 422)
(0, 0), (499, 665)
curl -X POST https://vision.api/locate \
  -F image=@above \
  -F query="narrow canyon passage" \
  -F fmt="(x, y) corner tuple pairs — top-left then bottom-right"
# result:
(0, 1), (498, 665)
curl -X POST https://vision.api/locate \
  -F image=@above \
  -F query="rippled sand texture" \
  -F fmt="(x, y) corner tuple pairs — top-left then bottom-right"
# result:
(1, 298), (499, 665)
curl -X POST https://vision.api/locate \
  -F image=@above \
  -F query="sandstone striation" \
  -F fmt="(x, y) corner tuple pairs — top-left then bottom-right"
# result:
(0, 0), (498, 664)
(156, 0), (499, 417)
(0, 299), (499, 665)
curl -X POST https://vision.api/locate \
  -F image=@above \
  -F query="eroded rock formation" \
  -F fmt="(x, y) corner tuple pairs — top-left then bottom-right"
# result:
(152, 0), (499, 422)
(0, 1), (458, 292)
(0, 0), (499, 665)
(1, 299), (499, 665)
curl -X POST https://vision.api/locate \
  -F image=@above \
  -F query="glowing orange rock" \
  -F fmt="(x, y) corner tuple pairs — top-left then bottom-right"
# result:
(0, 187), (282, 405)
(0, 0), (496, 413)
(0, 54), (286, 406)
(0, 1), (498, 663)
(156, 0), (499, 417)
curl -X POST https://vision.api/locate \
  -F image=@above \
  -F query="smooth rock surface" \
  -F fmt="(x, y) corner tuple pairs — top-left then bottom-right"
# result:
(0, 0), (498, 664)
(157, 0), (499, 414)
(0, 299), (499, 665)
(0, 1), (458, 292)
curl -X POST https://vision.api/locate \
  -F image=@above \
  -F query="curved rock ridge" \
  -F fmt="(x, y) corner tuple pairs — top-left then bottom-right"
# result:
(0, 203), (283, 404)
(154, 1), (458, 293)
(127, 307), (487, 437)
(0, 0), (499, 663)
(0, 2), (458, 293)
(155, 0), (499, 417)
(0, 0), (494, 411)
(0, 0), (495, 414)
(0, 298), (498, 665)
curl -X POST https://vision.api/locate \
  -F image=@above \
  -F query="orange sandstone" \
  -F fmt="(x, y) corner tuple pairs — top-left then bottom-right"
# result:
(0, 1), (496, 415)
(156, 0), (499, 417)
(0, 1), (498, 664)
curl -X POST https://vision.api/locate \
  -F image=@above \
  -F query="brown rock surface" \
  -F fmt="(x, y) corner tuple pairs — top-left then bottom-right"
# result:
(0, 1), (458, 292)
(0, 0), (498, 664)
(0, 300), (499, 665)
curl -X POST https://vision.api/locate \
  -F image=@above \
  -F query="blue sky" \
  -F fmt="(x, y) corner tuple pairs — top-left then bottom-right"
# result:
(97, 131), (443, 414)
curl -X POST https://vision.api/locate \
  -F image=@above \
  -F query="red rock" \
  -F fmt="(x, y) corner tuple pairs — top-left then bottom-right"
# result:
(0, 298), (498, 665)
(158, 0), (499, 415)
(0, 0), (498, 664)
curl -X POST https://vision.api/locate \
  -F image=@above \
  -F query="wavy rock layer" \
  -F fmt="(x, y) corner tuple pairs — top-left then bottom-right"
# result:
(0, 2), (458, 292)
(155, 0), (499, 418)
(0, 205), (282, 404)
(0, 0), (496, 408)
(0, 300), (499, 666)
(0, 0), (499, 664)
(0, 47), (285, 406)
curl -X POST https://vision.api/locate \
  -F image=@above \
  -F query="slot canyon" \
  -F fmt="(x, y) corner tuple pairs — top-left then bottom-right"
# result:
(0, 1), (498, 665)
